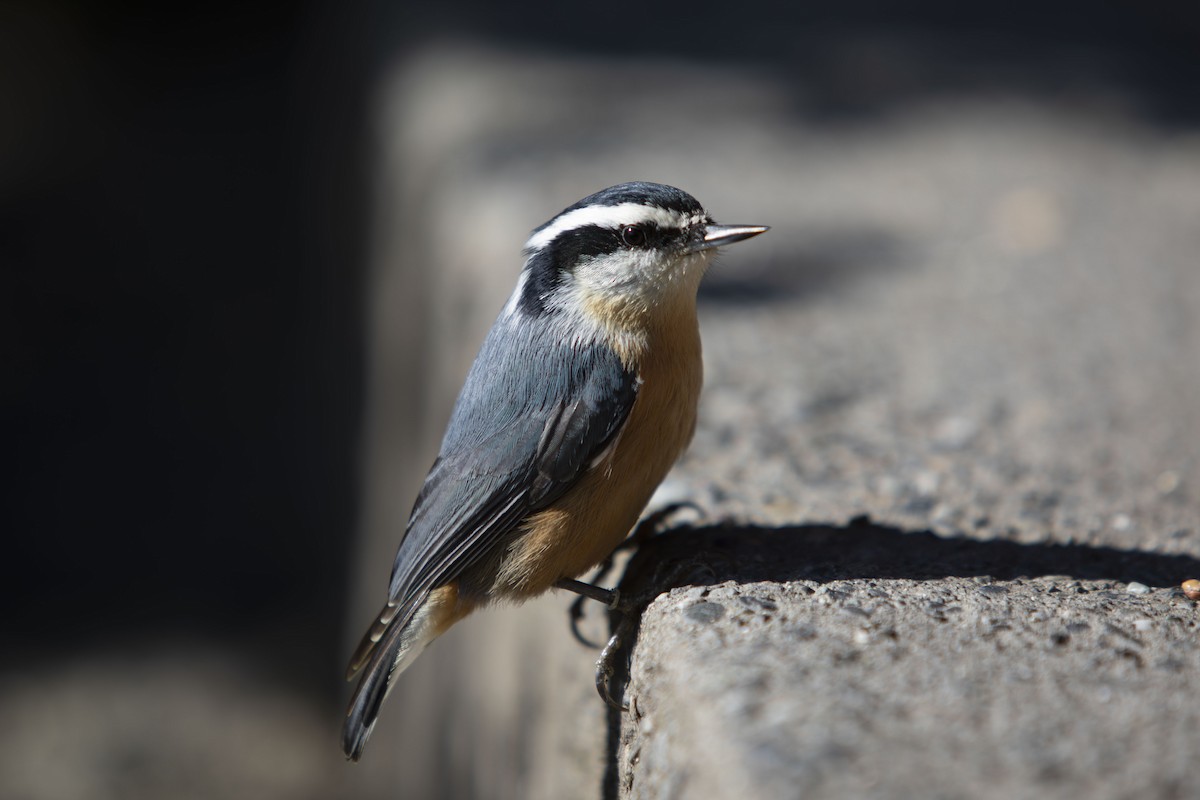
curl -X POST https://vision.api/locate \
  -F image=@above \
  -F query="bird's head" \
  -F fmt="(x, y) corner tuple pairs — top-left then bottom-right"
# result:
(513, 182), (767, 331)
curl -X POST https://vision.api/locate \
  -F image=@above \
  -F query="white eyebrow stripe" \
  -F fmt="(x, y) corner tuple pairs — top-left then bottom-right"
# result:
(524, 203), (692, 252)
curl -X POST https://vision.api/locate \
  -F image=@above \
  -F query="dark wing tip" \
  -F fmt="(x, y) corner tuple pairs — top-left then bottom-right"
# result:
(343, 716), (375, 762)
(342, 647), (391, 760)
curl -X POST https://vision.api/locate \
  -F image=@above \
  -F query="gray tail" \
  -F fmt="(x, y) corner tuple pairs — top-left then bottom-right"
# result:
(342, 597), (426, 761)
(342, 645), (393, 761)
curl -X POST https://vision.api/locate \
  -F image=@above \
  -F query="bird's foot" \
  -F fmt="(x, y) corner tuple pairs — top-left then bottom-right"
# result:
(595, 614), (638, 711)
(560, 501), (703, 647)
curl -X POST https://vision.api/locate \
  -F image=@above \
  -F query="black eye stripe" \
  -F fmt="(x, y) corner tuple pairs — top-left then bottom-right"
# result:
(541, 222), (673, 258)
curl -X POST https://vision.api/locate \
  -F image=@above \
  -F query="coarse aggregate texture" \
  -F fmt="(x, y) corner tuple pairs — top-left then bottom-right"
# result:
(612, 524), (1200, 799)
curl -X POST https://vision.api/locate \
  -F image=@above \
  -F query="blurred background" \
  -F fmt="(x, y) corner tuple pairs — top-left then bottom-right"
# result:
(3, 1), (1199, 798)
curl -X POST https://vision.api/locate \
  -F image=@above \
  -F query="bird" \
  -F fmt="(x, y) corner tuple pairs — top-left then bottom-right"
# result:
(343, 181), (767, 760)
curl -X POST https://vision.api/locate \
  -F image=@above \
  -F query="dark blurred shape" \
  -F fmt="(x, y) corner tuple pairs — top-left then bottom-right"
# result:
(1, 0), (370, 696)
(392, 0), (1200, 124)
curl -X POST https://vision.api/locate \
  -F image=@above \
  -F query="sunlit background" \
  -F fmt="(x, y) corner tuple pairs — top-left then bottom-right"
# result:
(4, 2), (1199, 798)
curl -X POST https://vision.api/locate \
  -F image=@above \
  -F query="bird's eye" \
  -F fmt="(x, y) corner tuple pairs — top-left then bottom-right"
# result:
(620, 225), (647, 247)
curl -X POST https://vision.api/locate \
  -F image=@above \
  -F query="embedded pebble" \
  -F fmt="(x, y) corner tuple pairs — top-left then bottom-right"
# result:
(1125, 582), (1151, 595)
(789, 624), (818, 640)
(1155, 470), (1180, 495)
(685, 601), (726, 624)
(1182, 579), (1200, 601)
(933, 415), (978, 450)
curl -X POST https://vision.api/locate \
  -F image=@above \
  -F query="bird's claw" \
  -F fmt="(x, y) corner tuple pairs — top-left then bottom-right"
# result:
(565, 503), (706, 708)
(564, 502), (702, 646)
(595, 614), (637, 711)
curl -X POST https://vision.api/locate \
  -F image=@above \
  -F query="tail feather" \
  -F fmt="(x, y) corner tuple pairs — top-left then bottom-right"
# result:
(342, 631), (398, 761)
(343, 587), (457, 761)
(345, 599), (403, 681)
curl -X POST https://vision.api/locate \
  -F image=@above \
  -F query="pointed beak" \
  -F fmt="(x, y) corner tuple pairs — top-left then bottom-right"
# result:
(690, 223), (770, 252)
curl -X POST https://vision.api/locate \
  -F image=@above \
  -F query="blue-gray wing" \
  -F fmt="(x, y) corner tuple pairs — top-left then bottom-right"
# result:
(341, 313), (637, 760)
(387, 313), (639, 606)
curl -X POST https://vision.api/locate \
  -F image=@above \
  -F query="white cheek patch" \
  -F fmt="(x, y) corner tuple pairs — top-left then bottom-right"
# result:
(573, 247), (711, 307)
(574, 249), (659, 291)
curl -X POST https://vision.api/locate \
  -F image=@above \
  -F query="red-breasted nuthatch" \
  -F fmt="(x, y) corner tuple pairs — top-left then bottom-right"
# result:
(343, 182), (767, 760)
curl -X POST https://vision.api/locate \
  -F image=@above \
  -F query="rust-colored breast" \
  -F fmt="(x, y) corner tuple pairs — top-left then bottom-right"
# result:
(494, 299), (703, 597)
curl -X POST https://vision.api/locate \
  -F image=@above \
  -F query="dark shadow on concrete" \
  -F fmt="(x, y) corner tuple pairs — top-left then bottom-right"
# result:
(700, 228), (910, 306)
(622, 516), (1200, 589)
(599, 515), (1200, 797)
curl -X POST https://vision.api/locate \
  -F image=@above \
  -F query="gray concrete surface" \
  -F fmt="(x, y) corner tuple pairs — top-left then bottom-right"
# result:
(614, 525), (1200, 799)
(350, 43), (1200, 799)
